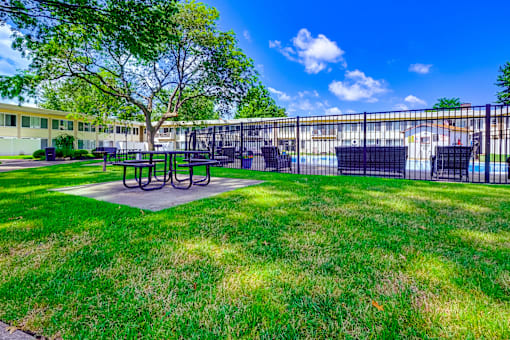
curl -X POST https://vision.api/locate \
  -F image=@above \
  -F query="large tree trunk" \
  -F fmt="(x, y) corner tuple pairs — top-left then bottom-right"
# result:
(146, 127), (156, 151)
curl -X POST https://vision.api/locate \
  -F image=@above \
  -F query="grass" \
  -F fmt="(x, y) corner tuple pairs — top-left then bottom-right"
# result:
(0, 155), (34, 159)
(0, 163), (509, 339)
(478, 154), (510, 162)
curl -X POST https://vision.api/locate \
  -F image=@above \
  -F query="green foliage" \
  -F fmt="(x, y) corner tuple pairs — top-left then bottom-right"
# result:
(170, 95), (219, 122)
(235, 84), (286, 119)
(72, 149), (89, 159)
(54, 134), (75, 157)
(32, 149), (45, 159)
(433, 97), (461, 109)
(39, 78), (142, 123)
(496, 61), (510, 105)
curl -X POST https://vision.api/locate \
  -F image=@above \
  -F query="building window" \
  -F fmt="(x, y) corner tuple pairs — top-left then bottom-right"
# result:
(367, 122), (381, 132)
(78, 139), (96, 150)
(52, 119), (73, 131)
(22, 116), (48, 129)
(0, 113), (17, 127)
(116, 126), (121, 134)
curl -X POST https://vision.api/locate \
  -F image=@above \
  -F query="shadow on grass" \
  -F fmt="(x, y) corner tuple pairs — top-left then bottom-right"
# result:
(0, 163), (509, 338)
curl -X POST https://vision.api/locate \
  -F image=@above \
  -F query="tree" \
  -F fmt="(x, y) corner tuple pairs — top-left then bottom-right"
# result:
(39, 78), (142, 123)
(0, 0), (257, 150)
(433, 97), (461, 109)
(496, 62), (510, 105)
(235, 84), (286, 119)
(172, 96), (219, 122)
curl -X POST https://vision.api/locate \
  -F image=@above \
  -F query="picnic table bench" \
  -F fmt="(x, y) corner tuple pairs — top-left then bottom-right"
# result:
(112, 150), (216, 191)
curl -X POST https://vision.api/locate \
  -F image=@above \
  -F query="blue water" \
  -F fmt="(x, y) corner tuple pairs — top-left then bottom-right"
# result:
(291, 155), (507, 174)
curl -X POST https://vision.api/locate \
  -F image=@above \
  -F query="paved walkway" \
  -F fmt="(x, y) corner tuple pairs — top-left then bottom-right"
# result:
(0, 159), (81, 172)
(0, 322), (34, 340)
(51, 177), (263, 211)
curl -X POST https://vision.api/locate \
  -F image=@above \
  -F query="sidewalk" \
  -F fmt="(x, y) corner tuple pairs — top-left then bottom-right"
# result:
(0, 322), (34, 340)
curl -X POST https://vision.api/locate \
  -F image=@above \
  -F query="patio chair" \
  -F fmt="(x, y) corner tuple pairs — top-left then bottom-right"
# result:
(431, 146), (473, 181)
(261, 146), (291, 171)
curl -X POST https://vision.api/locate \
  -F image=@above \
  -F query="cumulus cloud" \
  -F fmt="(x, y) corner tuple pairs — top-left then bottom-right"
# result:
(404, 94), (426, 106)
(409, 63), (432, 74)
(243, 30), (251, 42)
(328, 70), (387, 102)
(269, 28), (345, 74)
(268, 87), (291, 101)
(394, 103), (410, 111)
(0, 25), (29, 76)
(325, 107), (342, 115)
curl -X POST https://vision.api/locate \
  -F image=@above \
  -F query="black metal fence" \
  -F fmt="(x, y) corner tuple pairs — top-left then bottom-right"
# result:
(187, 104), (510, 184)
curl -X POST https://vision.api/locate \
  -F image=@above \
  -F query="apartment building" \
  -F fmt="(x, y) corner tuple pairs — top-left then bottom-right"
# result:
(0, 103), (144, 155)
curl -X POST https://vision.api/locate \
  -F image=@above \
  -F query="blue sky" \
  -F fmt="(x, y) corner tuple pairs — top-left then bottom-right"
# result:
(207, 0), (510, 116)
(1, 1), (509, 115)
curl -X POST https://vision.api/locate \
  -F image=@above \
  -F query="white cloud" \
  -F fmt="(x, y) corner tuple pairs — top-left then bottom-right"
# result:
(329, 70), (387, 102)
(268, 87), (291, 101)
(268, 40), (281, 49)
(394, 103), (409, 111)
(269, 28), (345, 74)
(0, 25), (29, 76)
(404, 94), (426, 106)
(243, 30), (251, 42)
(409, 63), (432, 74)
(325, 107), (342, 115)
(298, 90), (319, 98)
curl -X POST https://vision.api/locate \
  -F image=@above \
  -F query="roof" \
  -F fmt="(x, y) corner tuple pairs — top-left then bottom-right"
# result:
(403, 123), (470, 134)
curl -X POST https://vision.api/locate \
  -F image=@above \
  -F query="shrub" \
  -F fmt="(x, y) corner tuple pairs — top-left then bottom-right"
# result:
(72, 149), (89, 159)
(33, 149), (45, 159)
(56, 149), (64, 158)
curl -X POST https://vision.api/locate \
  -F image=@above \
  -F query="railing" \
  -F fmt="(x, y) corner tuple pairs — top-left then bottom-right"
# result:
(187, 104), (510, 184)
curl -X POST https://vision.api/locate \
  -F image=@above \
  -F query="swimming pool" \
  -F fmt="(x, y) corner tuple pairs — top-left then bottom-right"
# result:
(290, 155), (508, 174)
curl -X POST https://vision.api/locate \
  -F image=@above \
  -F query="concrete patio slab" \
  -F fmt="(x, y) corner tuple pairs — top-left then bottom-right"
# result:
(0, 322), (34, 340)
(51, 177), (263, 211)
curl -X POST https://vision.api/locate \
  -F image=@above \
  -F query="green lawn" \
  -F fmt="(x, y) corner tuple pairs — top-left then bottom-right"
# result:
(0, 163), (509, 339)
(0, 155), (34, 159)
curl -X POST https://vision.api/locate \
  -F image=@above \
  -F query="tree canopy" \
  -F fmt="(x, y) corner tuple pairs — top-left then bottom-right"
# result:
(235, 84), (286, 119)
(39, 78), (142, 123)
(433, 97), (461, 109)
(0, 0), (257, 149)
(496, 61), (510, 105)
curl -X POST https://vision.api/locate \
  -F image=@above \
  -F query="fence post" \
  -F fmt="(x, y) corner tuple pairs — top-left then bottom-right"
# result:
(363, 111), (367, 176)
(485, 104), (491, 183)
(240, 122), (244, 169)
(212, 126), (216, 159)
(296, 116), (300, 174)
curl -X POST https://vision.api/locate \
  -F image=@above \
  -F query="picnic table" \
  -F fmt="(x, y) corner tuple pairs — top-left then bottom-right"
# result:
(113, 150), (218, 191)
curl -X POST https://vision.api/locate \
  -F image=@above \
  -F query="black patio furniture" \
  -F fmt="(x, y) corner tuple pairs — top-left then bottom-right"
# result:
(217, 147), (235, 166)
(260, 146), (292, 171)
(431, 146), (473, 181)
(335, 146), (408, 177)
(92, 147), (117, 160)
(113, 150), (215, 191)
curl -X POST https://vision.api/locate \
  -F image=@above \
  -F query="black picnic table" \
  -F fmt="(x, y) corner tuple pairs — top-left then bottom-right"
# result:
(113, 150), (218, 191)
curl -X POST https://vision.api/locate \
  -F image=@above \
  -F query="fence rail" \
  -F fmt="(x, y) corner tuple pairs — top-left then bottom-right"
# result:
(187, 104), (510, 184)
